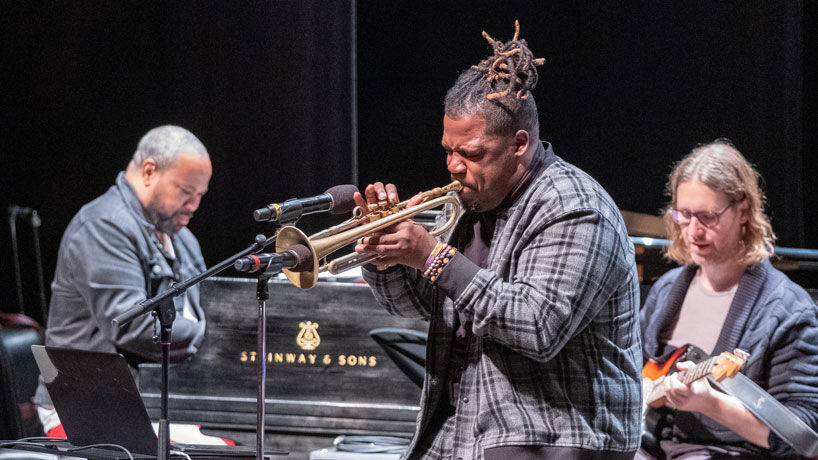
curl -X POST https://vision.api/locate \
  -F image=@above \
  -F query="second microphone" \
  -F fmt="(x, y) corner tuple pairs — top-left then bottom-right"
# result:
(234, 245), (313, 274)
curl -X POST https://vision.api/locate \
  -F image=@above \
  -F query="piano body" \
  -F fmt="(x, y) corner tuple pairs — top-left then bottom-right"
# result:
(138, 277), (428, 456)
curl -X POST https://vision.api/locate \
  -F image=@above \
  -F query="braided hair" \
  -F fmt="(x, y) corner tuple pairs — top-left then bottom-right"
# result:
(444, 20), (546, 136)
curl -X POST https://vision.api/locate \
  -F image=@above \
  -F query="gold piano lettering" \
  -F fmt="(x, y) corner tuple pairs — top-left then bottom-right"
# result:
(337, 354), (377, 367)
(239, 351), (259, 362)
(251, 352), (323, 365)
(239, 351), (378, 368)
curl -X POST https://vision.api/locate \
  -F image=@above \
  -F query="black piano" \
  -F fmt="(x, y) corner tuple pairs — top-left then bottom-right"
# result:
(138, 277), (428, 458)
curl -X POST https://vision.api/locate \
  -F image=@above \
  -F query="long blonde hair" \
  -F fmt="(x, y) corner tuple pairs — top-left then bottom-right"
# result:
(664, 139), (775, 265)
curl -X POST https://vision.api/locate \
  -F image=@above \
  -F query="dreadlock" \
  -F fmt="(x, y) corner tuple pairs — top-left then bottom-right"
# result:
(444, 20), (546, 136)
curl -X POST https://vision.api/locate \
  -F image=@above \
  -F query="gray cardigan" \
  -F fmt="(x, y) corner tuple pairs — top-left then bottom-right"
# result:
(640, 260), (818, 458)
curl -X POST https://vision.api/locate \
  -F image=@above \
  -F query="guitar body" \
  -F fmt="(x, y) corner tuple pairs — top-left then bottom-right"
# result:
(642, 345), (690, 408)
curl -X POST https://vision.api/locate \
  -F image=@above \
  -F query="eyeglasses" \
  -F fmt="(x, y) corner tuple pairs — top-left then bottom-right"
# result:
(668, 202), (734, 228)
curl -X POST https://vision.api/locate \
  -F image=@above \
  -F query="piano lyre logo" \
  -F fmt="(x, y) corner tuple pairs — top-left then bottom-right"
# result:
(296, 321), (321, 351)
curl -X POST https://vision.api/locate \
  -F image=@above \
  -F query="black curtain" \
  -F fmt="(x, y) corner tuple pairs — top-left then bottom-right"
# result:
(0, 1), (354, 323)
(1, 1), (815, 324)
(357, 1), (809, 246)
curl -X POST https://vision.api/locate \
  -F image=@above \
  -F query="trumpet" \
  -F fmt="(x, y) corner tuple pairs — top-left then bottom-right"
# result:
(276, 181), (462, 288)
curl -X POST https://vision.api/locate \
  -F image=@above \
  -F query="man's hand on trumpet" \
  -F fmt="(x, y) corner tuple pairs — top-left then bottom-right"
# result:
(353, 182), (439, 270)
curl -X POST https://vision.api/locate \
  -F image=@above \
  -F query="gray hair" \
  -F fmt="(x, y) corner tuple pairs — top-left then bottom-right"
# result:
(129, 125), (209, 171)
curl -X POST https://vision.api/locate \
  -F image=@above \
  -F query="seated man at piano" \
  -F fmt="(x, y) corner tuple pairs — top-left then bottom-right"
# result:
(34, 125), (212, 437)
(639, 139), (818, 459)
(354, 21), (643, 460)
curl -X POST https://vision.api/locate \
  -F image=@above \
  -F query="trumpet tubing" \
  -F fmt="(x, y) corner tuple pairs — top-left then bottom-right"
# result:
(276, 181), (462, 288)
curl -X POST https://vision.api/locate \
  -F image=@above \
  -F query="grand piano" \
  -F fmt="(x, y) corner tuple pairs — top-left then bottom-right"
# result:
(138, 277), (428, 457)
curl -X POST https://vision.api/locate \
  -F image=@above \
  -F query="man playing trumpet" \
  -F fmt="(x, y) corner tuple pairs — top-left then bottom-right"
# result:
(355, 21), (642, 460)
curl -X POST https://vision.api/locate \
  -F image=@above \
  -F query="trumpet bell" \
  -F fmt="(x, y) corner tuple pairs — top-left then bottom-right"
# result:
(276, 226), (319, 288)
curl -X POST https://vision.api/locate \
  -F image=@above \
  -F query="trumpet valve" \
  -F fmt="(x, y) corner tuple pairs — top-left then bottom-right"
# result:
(363, 205), (399, 224)
(368, 200), (391, 213)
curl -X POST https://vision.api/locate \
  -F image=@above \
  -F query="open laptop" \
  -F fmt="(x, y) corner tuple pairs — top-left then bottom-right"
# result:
(31, 345), (286, 459)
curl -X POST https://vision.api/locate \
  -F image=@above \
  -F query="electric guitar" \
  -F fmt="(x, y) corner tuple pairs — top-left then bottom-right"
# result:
(642, 344), (818, 458)
(641, 344), (749, 423)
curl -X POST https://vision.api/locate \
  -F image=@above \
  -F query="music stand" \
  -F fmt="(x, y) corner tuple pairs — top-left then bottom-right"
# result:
(368, 328), (426, 389)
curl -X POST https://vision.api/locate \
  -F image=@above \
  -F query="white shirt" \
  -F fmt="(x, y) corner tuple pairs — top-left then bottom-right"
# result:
(668, 270), (737, 354)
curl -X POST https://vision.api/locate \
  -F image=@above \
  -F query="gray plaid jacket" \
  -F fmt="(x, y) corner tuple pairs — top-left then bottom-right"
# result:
(363, 143), (642, 459)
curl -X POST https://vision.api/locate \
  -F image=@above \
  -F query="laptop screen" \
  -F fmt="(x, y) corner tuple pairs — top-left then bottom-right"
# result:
(32, 345), (159, 455)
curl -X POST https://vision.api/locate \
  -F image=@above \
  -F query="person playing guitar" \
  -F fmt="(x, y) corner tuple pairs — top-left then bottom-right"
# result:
(638, 139), (818, 460)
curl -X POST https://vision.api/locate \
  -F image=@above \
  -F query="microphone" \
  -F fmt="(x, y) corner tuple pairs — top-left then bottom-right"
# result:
(234, 244), (313, 274)
(253, 184), (359, 223)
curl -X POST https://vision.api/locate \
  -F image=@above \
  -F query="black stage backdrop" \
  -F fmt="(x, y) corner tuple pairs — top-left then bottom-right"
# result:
(1, 1), (815, 324)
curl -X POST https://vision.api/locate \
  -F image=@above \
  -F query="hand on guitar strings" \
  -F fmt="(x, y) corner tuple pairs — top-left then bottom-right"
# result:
(663, 360), (717, 414)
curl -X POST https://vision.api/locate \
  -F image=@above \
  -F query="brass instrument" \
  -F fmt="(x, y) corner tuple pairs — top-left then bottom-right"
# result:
(276, 181), (462, 288)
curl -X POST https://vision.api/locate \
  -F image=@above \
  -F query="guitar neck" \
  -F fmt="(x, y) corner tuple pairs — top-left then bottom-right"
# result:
(677, 355), (717, 385)
(646, 356), (716, 404)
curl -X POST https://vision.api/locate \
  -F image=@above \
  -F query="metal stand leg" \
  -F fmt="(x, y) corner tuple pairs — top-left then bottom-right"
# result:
(255, 276), (271, 460)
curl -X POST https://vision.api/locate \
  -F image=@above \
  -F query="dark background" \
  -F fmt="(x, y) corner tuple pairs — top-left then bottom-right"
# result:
(2, 1), (816, 325)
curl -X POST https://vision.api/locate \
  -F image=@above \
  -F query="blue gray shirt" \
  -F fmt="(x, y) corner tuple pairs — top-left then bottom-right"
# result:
(35, 172), (207, 406)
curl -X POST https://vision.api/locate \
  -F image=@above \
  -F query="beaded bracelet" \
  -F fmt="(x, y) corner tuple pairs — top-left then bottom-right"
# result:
(422, 241), (446, 275)
(422, 243), (456, 282)
(424, 241), (445, 269)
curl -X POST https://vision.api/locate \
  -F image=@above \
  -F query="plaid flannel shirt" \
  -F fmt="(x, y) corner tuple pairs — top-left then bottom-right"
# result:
(363, 143), (642, 459)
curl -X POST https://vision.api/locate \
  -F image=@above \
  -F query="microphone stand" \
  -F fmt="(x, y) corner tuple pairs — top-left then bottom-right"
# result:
(155, 297), (175, 460)
(253, 265), (279, 460)
(30, 210), (48, 324)
(113, 233), (278, 460)
(250, 237), (295, 460)
(255, 275), (269, 460)
(8, 206), (25, 314)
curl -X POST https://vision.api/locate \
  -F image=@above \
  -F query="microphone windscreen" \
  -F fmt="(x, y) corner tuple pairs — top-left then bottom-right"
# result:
(325, 184), (359, 215)
(288, 244), (314, 272)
